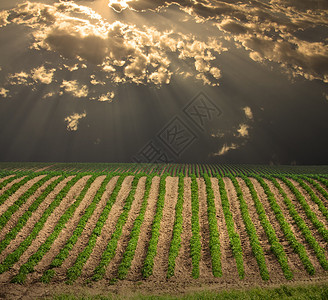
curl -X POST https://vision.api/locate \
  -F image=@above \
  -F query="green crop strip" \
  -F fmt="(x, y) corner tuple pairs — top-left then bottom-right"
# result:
(142, 174), (168, 278)
(92, 174), (145, 281)
(0, 175), (66, 256)
(0, 175), (82, 275)
(11, 175), (99, 284)
(217, 176), (245, 279)
(202, 174), (222, 277)
(0, 174), (22, 191)
(41, 174), (118, 284)
(65, 174), (129, 284)
(189, 175), (201, 279)
(0, 173), (40, 207)
(256, 176), (316, 275)
(228, 175), (269, 280)
(302, 176), (328, 202)
(292, 176), (328, 223)
(278, 176), (328, 243)
(269, 176), (327, 271)
(241, 176), (293, 280)
(117, 175), (155, 280)
(314, 176), (328, 189)
(0, 174), (55, 231)
(166, 174), (185, 279)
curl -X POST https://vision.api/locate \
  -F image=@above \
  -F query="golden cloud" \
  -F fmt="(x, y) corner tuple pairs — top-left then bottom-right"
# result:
(65, 111), (87, 131)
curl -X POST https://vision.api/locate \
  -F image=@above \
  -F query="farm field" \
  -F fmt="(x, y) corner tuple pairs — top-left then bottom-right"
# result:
(0, 164), (328, 298)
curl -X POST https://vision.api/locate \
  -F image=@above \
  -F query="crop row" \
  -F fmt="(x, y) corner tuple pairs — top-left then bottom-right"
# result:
(268, 176), (328, 271)
(0, 174), (54, 232)
(255, 176), (315, 275)
(65, 174), (129, 283)
(291, 176), (328, 223)
(0, 175), (82, 275)
(92, 174), (144, 281)
(301, 176), (328, 202)
(278, 176), (328, 243)
(167, 174), (185, 278)
(203, 174), (222, 277)
(0, 172), (327, 283)
(217, 176), (245, 279)
(41, 174), (119, 283)
(12, 175), (98, 283)
(0, 173), (40, 207)
(117, 175), (155, 280)
(228, 175), (269, 280)
(189, 175), (201, 279)
(241, 176), (293, 279)
(0, 175), (66, 256)
(142, 174), (168, 278)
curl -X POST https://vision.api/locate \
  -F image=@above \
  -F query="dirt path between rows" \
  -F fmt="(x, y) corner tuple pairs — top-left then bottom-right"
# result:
(0, 176), (87, 282)
(103, 177), (147, 281)
(289, 179), (328, 230)
(224, 177), (262, 280)
(236, 178), (285, 282)
(30, 175), (108, 282)
(249, 178), (303, 275)
(0, 175), (45, 215)
(34, 165), (54, 173)
(313, 179), (328, 206)
(262, 178), (316, 277)
(211, 177), (239, 283)
(127, 177), (160, 281)
(197, 178), (213, 278)
(0, 176), (27, 197)
(54, 176), (133, 281)
(150, 176), (179, 280)
(0, 175), (16, 184)
(0, 176), (59, 242)
(174, 177), (193, 280)
(276, 179), (328, 256)
(0, 177), (73, 265)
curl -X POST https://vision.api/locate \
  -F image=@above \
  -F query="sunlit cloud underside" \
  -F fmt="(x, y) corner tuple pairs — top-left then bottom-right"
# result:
(0, 0), (327, 158)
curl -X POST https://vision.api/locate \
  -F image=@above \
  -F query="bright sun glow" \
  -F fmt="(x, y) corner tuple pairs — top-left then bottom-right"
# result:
(108, 0), (130, 12)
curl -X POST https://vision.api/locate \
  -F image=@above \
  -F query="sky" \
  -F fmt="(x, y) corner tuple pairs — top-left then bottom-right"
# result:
(0, 0), (327, 165)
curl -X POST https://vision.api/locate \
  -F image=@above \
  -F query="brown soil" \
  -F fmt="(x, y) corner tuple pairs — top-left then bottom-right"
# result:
(127, 176), (160, 281)
(0, 176), (327, 298)
(0, 176), (27, 196)
(150, 176), (179, 280)
(0, 177), (73, 264)
(29, 175), (108, 281)
(5, 277), (328, 300)
(0, 176), (60, 242)
(276, 179), (328, 254)
(34, 165), (54, 173)
(0, 175), (87, 282)
(78, 176), (143, 279)
(236, 178), (285, 282)
(262, 178), (318, 276)
(53, 176), (133, 281)
(102, 177), (147, 281)
(223, 177), (262, 280)
(0, 175), (45, 215)
(174, 177), (193, 280)
(289, 179), (328, 230)
(249, 178), (303, 274)
(313, 179), (328, 206)
(197, 178), (213, 277)
(210, 177), (239, 283)
(0, 174), (16, 184)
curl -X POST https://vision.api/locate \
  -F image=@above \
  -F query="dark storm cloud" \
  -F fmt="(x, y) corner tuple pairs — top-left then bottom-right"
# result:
(0, 1), (228, 103)
(112, 0), (328, 84)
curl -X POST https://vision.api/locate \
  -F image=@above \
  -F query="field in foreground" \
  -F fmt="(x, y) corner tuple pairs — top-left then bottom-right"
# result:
(0, 163), (328, 298)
